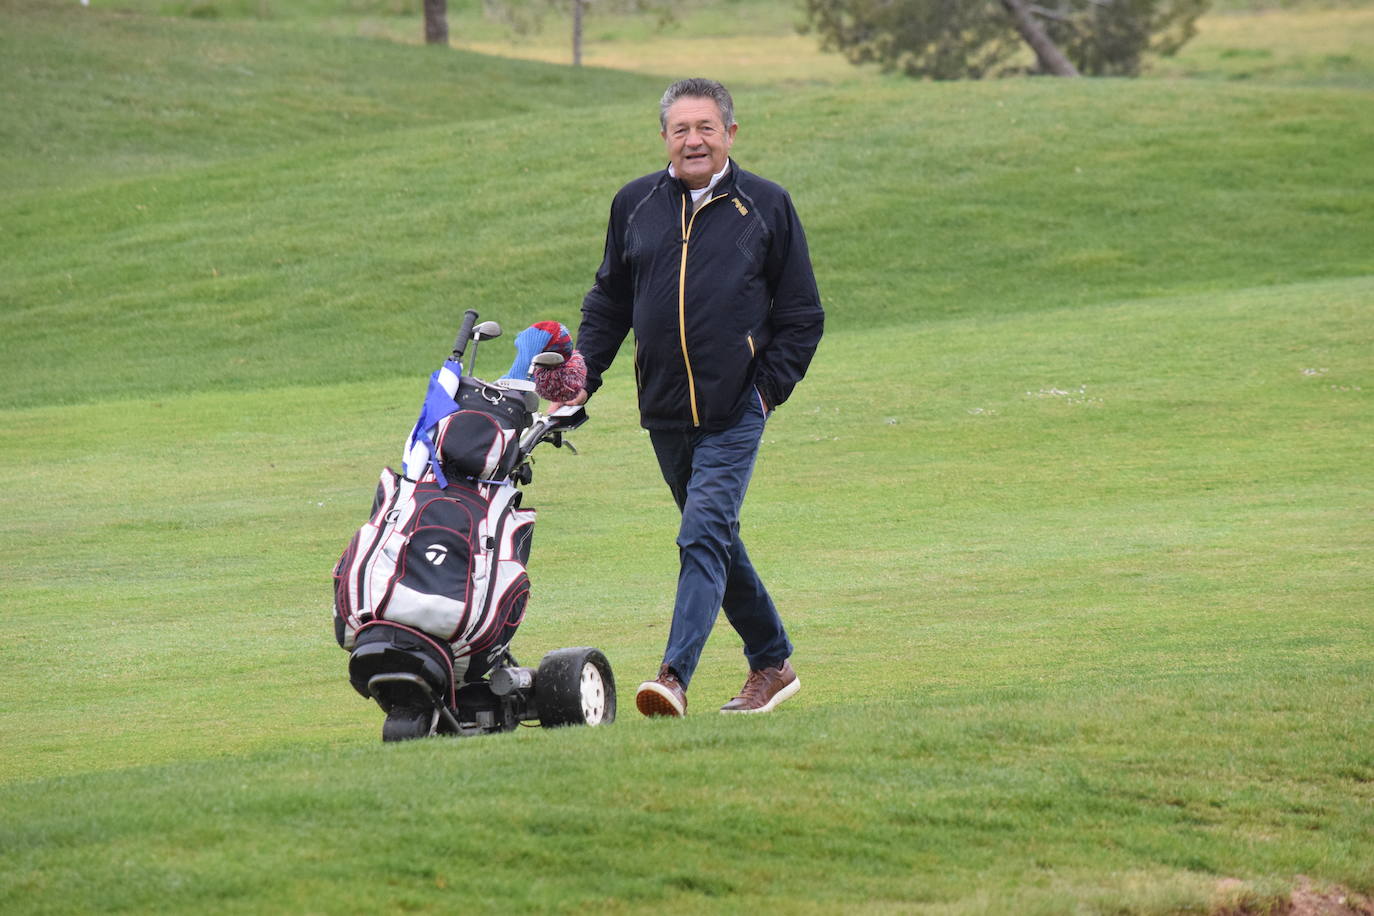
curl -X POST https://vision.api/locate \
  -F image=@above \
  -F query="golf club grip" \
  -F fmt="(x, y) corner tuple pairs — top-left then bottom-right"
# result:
(451, 309), (479, 364)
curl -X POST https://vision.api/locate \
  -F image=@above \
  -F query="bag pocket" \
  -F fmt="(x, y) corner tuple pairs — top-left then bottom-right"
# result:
(332, 469), (403, 648)
(458, 569), (529, 682)
(437, 411), (520, 481)
(383, 495), (480, 640)
(384, 525), (474, 640)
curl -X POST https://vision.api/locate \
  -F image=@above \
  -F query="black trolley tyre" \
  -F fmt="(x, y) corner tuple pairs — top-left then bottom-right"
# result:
(382, 707), (437, 742)
(536, 647), (617, 728)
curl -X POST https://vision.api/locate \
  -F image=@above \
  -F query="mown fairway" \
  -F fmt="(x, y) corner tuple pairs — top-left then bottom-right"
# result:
(1, 1), (1371, 912)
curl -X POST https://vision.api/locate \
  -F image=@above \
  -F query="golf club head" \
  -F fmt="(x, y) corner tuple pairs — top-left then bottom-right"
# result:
(473, 321), (503, 341)
(530, 351), (566, 369)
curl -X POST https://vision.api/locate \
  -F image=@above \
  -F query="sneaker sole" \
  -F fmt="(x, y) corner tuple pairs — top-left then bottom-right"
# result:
(719, 676), (800, 715)
(635, 681), (685, 718)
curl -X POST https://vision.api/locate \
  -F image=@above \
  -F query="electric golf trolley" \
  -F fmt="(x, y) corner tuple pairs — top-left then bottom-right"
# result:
(331, 310), (616, 742)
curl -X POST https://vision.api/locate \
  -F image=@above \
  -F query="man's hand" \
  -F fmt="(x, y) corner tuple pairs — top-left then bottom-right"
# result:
(549, 388), (590, 412)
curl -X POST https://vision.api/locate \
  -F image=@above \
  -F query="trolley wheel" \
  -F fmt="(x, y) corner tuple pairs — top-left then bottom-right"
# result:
(536, 647), (616, 728)
(381, 707), (437, 742)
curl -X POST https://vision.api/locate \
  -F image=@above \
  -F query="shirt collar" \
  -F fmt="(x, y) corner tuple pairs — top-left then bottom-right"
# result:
(668, 161), (731, 201)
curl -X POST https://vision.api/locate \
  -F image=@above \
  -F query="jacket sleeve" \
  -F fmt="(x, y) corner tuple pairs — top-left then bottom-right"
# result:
(576, 197), (634, 398)
(756, 191), (824, 410)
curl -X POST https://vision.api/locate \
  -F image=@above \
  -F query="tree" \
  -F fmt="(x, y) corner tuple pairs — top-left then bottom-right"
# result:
(801, 0), (1208, 79)
(571, 0), (585, 66)
(1046, 0), (1208, 76)
(1000, 0), (1078, 76)
(424, 0), (449, 45)
(482, 0), (675, 66)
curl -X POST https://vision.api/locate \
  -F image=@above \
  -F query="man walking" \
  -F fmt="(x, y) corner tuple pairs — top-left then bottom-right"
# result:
(557, 78), (824, 717)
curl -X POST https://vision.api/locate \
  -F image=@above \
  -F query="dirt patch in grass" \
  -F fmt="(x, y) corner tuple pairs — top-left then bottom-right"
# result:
(1215, 876), (1374, 915)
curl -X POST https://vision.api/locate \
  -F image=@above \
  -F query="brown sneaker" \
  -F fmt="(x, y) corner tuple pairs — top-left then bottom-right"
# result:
(635, 664), (687, 718)
(719, 660), (800, 714)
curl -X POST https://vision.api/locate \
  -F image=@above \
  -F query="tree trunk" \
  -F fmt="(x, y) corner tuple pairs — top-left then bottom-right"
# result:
(571, 0), (584, 67)
(999, 0), (1079, 76)
(424, 0), (449, 45)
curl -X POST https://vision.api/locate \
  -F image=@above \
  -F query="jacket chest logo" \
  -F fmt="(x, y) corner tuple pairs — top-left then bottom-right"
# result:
(731, 198), (749, 217)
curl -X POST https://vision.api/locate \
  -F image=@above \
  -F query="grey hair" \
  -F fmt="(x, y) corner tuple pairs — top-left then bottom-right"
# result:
(659, 78), (736, 131)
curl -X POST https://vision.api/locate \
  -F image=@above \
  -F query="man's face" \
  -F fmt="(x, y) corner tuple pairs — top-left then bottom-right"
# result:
(661, 96), (737, 191)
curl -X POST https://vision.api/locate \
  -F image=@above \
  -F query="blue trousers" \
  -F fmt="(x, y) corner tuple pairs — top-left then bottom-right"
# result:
(648, 397), (792, 688)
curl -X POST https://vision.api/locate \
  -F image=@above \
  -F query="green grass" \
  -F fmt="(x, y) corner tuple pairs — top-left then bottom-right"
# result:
(1153, 7), (1374, 86)
(1, 0), (1372, 912)
(2, 280), (1370, 912)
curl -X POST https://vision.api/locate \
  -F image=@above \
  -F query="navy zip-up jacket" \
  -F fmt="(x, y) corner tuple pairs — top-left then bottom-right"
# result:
(577, 160), (825, 431)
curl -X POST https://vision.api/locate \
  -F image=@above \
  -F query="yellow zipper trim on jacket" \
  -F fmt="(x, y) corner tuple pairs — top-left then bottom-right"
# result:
(678, 191), (725, 427)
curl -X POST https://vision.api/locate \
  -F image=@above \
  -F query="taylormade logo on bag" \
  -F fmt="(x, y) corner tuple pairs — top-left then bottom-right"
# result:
(425, 545), (448, 565)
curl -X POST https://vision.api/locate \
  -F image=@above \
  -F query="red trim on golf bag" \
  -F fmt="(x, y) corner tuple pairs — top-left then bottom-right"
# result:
(466, 572), (529, 659)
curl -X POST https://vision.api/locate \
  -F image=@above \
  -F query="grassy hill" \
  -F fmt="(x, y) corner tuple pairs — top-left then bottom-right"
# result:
(1, 1), (1371, 912)
(0, 0), (660, 193)
(3, 6), (1371, 409)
